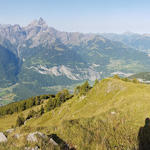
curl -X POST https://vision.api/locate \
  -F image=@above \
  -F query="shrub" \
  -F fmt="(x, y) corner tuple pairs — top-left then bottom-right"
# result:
(45, 97), (56, 112)
(16, 114), (25, 127)
(94, 79), (99, 86)
(45, 89), (72, 112)
(55, 89), (71, 106)
(26, 110), (37, 120)
(132, 78), (139, 83)
(74, 81), (91, 96)
(122, 77), (130, 82)
(113, 74), (120, 79)
(40, 105), (44, 115)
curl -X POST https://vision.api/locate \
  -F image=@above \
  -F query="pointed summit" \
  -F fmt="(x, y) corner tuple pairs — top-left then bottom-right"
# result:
(38, 17), (46, 25)
(28, 17), (47, 27)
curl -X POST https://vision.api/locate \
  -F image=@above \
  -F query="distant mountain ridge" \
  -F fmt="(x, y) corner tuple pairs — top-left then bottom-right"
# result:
(102, 32), (150, 51)
(129, 72), (150, 83)
(0, 18), (150, 103)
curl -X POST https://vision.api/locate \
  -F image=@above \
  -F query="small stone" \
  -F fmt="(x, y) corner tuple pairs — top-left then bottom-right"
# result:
(111, 111), (116, 115)
(24, 146), (39, 150)
(6, 128), (14, 134)
(14, 133), (20, 139)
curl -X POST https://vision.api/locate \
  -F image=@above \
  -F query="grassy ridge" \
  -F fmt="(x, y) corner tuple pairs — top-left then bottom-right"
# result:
(26, 78), (150, 127)
(0, 78), (150, 149)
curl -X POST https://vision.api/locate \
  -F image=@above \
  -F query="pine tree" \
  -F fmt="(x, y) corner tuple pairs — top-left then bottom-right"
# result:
(45, 97), (55, 112)
(94, 79), (99, 86)
(40, 105), (44, 115)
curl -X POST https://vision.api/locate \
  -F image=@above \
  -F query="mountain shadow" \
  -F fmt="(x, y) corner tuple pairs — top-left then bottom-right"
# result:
(138, 118), (150, 150)
(0, 45), (20, 87)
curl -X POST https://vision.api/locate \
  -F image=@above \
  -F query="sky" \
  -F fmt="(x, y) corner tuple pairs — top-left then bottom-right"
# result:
(0, 0), (150, 33)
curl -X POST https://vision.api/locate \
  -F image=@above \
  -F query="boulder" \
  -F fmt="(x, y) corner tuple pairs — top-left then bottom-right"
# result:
(48, 134), (70, 149)
(0, 132), (7, 143)
(27, 132), (47, 142)
(49, 138), (58, 146)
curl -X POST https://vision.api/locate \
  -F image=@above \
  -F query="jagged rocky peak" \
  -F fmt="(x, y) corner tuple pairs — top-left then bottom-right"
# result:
(37, 17), (46, 25)
(28, 17), (47, 27)
(13, 24), (22, 30)
(0, 24), (22, 33)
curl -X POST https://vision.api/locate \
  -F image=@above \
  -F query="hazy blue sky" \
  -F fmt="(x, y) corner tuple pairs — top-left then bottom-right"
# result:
(0, 0), (150, 33)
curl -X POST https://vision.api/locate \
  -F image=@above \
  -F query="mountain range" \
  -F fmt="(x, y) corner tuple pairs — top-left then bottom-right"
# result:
(102, 32), (150, 52)
(1, 18), (150, 104)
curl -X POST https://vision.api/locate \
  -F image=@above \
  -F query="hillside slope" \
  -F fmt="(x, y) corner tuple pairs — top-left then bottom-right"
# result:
(0, 78), (150, 149)
(0, 45), (20, 87)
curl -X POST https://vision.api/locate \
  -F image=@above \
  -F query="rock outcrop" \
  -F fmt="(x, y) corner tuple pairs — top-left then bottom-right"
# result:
(27, 132), (47, 142)
(0, 132), (7, 143)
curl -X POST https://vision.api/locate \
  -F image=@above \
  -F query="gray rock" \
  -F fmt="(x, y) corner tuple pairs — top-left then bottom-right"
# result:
(6, 128), (14, 134)
(14, 133), (20, 139)
(49, 138), (58, 146)
(24, 118), (31, 125)
(24, 146), (39, 150)
(0, 132), (7, 143)
(27, 132), (47, 142)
